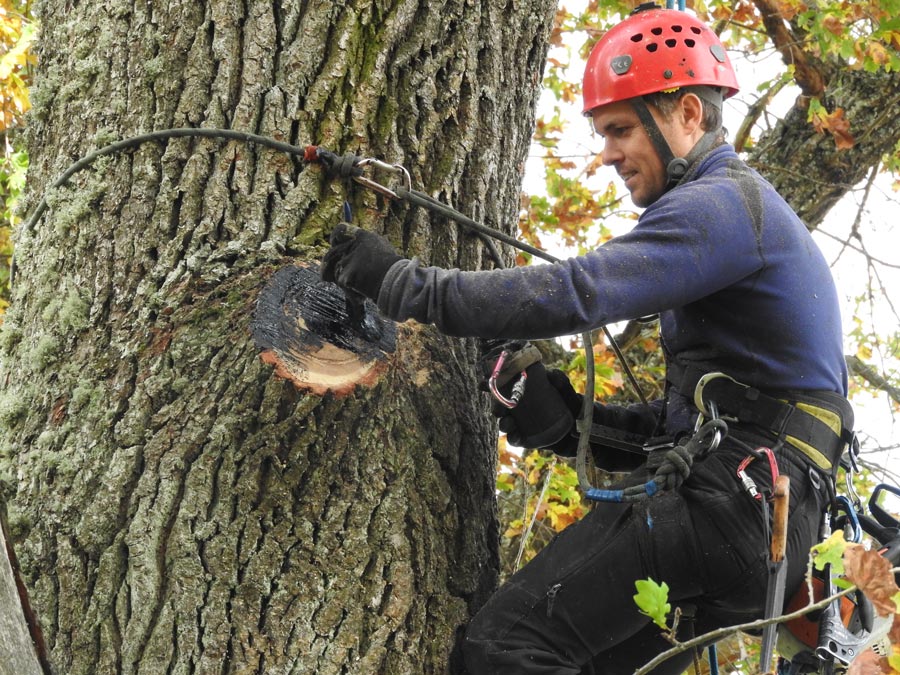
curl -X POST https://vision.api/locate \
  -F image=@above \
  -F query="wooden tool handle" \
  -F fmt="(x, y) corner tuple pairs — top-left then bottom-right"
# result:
(771, 475), (790, 563)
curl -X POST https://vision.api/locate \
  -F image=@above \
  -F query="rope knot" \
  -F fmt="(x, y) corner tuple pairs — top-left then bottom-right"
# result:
(653, 444), (694, 490)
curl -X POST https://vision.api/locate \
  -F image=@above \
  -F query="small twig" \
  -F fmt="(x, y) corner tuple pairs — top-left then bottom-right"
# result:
(831, 163), (879, 266)
(816, 228), (900, 270)
(734, 78), (788, 153)
(513, 457), (556, 573)
(634, 586), (857, 675)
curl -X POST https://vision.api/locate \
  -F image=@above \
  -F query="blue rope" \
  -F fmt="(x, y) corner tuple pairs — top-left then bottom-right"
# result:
(585, 488), (624, 502)
(708, 644), (719, 675)
(585, 480), (660, 503)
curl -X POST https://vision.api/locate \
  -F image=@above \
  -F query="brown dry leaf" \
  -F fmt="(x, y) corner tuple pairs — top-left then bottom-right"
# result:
(822, 15), (845, 37)
(844, 545), (900, 617)
(584, 153), (605, 179)
(775, 0), (804, 22)
(867, 41), (892, 67)
(888, 615), (900, 645)
(847, 649), (891, 675)
(812, 107), (856, 150)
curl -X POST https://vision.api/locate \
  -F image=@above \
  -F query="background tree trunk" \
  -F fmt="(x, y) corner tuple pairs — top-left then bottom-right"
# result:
(1, 501), (45, 675)
(0, 1), (556, 673)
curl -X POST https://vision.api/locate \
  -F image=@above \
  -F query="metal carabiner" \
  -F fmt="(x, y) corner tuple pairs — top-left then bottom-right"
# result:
(352, 158), (412, 200)
(694, 400), (724, 453)
(833, 494), (863, 543)
(488, 350), (528, 409)
(843, 432), (863, 512)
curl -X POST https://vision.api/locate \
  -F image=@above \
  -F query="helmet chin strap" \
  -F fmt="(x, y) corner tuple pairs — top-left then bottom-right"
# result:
(630, 93), (722, 191)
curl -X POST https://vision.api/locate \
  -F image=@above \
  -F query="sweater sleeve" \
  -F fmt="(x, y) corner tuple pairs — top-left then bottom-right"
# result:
(377, 180), (766, 340)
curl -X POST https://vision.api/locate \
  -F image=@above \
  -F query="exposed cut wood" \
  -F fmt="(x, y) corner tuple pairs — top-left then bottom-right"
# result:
(251, 263), (397, 396)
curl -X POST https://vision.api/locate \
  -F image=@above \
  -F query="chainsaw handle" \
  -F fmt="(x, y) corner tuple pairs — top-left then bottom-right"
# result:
(771, 475), (790, 563)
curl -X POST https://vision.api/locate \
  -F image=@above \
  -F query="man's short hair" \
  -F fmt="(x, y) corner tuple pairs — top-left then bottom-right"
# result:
(642, 86), (724, 135)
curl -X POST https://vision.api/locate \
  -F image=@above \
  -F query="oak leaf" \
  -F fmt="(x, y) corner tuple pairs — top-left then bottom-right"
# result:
(811, 106), (856, 150)
(843, 545), (900, 617)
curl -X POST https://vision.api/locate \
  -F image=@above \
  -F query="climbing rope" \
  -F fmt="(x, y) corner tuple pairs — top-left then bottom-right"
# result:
(584, 419), (727, 503)
(16, 127), (654, 500)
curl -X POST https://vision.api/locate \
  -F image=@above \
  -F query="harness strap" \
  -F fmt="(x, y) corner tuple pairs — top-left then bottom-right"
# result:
(669, 364), (853, 473)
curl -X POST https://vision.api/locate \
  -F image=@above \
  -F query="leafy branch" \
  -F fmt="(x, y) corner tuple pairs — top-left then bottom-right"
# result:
(633, 585), (857, 675)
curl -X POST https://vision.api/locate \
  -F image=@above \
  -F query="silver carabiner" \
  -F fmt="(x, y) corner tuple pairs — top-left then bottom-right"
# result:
(353, 158), (412, 199)
(694, 400), (723, 453)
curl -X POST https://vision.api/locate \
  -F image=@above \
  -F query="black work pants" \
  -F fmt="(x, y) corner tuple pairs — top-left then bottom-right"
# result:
(462, 436), (826, 674)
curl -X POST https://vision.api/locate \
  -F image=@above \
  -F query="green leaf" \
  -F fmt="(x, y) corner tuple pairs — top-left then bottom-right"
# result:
(633, 578), (671, 629)
(810, 530), (848, 575)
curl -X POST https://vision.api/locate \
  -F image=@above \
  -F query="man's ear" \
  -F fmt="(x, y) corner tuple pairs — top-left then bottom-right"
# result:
(679, 93), (705, 134)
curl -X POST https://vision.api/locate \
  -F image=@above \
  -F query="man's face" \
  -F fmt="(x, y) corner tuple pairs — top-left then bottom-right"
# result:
(589, 100), (678, 208)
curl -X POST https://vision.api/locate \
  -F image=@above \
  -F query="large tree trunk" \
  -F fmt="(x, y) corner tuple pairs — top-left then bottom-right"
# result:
(0, 1), (556, 673)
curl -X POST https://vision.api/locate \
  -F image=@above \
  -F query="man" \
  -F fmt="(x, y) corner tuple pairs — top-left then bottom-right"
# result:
(322, 5), (853, 673)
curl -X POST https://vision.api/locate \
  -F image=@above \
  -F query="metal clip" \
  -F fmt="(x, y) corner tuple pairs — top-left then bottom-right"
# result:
(844, 432), (863, 512)
(352, 158), (412, 199)
(488, 350), (527, 409)
(699, 400), (723, 453)
(693, 372), (737, 417)
(816, 564), (870, 666)
(738, 470), (759, 499)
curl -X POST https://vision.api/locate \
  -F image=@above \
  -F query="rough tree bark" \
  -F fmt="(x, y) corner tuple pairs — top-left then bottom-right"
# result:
(0, 1), (556, 673)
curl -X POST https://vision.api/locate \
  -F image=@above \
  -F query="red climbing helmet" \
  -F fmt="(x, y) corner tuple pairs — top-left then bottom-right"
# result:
(582, 5), (739, 115)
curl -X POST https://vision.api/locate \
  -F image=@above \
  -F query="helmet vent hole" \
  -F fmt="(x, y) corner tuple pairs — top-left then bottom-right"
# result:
(646, 43), (659, 52)
(665, 38), (677, 48)
(651, 27), (663, 35)
(631, 33), (643, 42)
(685, 39), (695, 47)
(672, 25), (683, 32)
(691, 26), (702, 34)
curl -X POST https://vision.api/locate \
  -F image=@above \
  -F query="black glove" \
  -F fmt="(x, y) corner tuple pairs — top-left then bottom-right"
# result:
(321, 222), (403, 301)
(498, 367), (582, 452)
(482, 343), (581, 450)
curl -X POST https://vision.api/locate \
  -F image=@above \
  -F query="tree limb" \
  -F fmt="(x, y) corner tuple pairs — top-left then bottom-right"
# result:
(846, 355), (900, 405)
(734, 77), (789, 153)
(751, 0), (826, 98)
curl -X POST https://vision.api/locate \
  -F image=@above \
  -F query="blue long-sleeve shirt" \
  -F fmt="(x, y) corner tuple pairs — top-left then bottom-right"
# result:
(377, 145), (848, 414)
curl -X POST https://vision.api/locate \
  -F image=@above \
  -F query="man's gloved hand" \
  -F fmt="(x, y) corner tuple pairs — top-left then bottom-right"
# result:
(498, 367), (583, 453)
(481, 343), (583, 451)
(321, 222), (403, 301)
